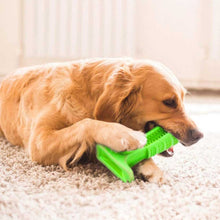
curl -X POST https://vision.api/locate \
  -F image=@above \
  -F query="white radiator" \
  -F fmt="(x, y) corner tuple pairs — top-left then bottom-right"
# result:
(22, 0), (136, 60)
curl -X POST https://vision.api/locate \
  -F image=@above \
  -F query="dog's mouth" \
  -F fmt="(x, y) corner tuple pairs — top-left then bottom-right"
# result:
(144, 121), (176, 157)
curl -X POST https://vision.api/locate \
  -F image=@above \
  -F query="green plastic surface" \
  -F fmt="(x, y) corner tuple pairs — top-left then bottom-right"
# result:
(96, 126), (179, 182)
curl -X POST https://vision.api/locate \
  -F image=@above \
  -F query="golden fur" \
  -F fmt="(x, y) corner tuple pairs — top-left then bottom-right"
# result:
(0, 58), (203, 183)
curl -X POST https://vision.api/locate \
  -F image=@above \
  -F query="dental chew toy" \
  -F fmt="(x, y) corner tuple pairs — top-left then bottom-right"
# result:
(96, 126), (178, 182)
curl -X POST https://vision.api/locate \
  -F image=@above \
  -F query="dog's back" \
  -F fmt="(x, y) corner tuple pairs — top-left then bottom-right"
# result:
(0, 58), (126, 147)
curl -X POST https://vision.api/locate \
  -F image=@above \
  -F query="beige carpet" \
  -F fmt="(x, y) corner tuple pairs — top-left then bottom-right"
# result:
(0, 94), (220, 220)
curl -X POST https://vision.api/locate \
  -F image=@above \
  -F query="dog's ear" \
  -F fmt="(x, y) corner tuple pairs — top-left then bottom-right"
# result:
(94, 66), (141, 122)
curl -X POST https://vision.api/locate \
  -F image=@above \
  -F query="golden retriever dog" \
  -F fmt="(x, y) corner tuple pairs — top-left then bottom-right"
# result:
(0, 58), (203, 183)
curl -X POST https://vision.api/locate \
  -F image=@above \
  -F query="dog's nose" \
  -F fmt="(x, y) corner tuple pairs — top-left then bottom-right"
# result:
(187, 129), (204, 143)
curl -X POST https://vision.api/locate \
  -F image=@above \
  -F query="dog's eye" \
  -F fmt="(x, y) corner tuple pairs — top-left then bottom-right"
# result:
(163, 99), (177, 108)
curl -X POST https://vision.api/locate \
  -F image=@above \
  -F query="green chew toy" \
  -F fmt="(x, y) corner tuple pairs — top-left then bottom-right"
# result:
(96, 126), (178, 182)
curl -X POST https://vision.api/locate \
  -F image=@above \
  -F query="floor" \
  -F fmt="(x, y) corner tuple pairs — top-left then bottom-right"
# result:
(0, 94), (220, 220)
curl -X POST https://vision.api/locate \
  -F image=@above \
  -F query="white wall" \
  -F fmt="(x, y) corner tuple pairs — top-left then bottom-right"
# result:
(0, 0), (219, 89)
(136, 0), (213, 88)
(136, 0), (220, 89)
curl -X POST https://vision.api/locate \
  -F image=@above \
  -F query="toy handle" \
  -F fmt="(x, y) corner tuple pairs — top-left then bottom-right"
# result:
(124, 147), (149, 167)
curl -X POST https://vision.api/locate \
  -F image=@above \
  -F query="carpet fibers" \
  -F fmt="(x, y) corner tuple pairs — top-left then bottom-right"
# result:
(0, 95), (220, 220)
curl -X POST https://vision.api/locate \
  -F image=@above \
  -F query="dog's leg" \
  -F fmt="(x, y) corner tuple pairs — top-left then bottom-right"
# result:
(135, 158), (164, 184)
(28, 109), (146, 170)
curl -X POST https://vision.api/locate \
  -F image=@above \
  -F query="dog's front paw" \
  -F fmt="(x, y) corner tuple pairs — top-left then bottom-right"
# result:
(120, 129), (147, 151)
(136, 159), (165, 184)
(96, 122), (147, 152)
(108, 124), (147, 152)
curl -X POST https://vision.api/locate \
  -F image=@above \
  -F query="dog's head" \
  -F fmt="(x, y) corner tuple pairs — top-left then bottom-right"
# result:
(94, 59), (203, 149)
